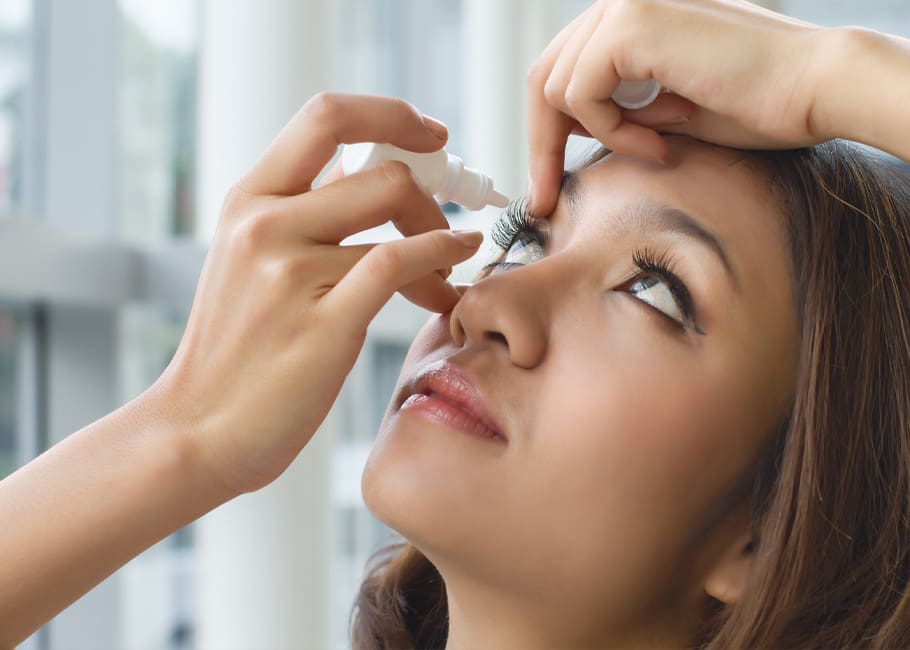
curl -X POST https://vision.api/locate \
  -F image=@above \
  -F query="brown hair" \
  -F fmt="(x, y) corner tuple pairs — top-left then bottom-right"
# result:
(350, 141), (910, 649)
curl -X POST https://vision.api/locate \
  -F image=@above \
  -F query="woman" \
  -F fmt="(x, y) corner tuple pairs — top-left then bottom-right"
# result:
(1, 0), (909, 647)
(353, 138), (910, 649)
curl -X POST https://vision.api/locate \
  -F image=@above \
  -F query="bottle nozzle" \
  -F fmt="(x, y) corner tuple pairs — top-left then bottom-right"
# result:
(489, 189), (509, 208)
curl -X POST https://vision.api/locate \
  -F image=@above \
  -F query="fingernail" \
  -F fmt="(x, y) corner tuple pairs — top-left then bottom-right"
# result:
(452, 229), (483, 248)
(422, 114), (448, 141)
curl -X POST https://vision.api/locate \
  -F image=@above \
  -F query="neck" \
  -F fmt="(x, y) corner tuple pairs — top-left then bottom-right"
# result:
(443, 575), (555, 650)
(439, 569), (691, 650)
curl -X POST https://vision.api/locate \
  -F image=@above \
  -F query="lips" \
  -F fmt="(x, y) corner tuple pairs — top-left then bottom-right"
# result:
(399, 364), (507, 444)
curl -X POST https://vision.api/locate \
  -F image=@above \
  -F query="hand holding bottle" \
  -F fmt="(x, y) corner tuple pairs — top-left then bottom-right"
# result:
(151, 93), (481, 495)
(526, 0), (880, 215)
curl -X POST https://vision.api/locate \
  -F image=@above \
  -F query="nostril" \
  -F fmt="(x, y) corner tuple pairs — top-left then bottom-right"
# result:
(484, 331), (508, 346)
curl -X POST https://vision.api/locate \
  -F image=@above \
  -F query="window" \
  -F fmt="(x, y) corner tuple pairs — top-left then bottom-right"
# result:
(0, 305), (23, 479)
(334, 0), (464, 178)
(0, 0), (31, 216)
(118, 0), (198, 243)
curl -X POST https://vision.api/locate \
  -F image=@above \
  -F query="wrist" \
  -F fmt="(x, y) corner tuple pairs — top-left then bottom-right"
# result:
(807, 26), (859, 142)
(132, 382), (239, 508)
(811, 26), (910, 155)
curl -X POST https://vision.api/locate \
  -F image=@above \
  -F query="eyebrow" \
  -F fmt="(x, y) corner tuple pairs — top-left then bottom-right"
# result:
(562, 172), (738, 289)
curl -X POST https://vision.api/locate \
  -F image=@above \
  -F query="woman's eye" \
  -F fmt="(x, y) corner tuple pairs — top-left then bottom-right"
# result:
(488, 233), (546, 273)
(503, 235), (545, 266)
(627, 274), (685, 325)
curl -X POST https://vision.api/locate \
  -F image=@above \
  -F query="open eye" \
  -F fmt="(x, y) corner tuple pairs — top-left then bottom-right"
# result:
(627, 273), (685, 325)
(484, 198), (548, 274)
(499, 233), (545, 268)
(626, 248), (703, 334)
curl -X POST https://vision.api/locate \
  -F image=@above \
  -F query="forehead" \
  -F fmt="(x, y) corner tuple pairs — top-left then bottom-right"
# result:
(562, 137), (789, 290)
(569, 137), (778, 223)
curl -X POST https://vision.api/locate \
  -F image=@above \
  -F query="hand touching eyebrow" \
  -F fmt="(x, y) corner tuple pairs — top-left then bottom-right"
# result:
(526, 0), (910, 215)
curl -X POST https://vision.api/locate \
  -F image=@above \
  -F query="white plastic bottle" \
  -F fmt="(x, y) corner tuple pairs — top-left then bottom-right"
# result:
(612, 79), (662, 110)
(341, 142), (509, 211)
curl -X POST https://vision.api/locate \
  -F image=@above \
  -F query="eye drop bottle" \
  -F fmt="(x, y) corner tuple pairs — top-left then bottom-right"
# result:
(341, 142), (509, 211)
(612, 79), (662, 110)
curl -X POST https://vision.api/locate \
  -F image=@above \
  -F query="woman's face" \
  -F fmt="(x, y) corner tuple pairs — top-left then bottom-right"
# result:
(362, 136), (800, 646)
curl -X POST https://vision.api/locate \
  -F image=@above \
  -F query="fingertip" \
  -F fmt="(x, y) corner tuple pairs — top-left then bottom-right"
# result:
(451, 229), (484, 249)
(527, 160), (563, 217)
(421, 114), (449, 143)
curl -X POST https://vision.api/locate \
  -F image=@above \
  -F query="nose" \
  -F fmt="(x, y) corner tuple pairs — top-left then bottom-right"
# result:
(449, 269), (549, 369)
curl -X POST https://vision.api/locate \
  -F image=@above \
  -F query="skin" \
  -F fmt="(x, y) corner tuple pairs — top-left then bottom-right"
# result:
(526, 0), (910, 215)
(4, 1), (910, 642)
(0, 94), (484, 645)
(363, 136), (801, 649)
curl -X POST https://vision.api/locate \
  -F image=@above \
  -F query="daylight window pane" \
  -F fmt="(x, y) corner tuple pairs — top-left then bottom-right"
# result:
(119, 0), (198, 243)
(0, 0), (31, 216)
(0, 306), (24, 480)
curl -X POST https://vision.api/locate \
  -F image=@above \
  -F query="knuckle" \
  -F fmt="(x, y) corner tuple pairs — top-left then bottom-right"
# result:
(380, 159), (421, 196)
(363, 244), (404, 280)
(526, 58), (549, 89)
(611, 0), (639, 19)
(563, 82), (583, 110)
(274, 255), (318, 287)
(391, 96), (421, 122)
(221, 179), (254, 218)
(543, 76), (564, 106)
(302, 91), (345, 126)
(609, 0), (648, 42)
(428, 230), (452, 257)
(229, 208), (278, 253)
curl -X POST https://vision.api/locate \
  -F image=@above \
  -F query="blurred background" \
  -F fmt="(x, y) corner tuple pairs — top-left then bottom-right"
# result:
(0, 1), (908, 648)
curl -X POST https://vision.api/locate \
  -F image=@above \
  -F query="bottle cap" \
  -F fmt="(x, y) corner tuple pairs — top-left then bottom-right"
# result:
(612, 79), (662, 110)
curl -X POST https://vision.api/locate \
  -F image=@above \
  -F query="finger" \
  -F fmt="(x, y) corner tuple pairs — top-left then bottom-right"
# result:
(655, 106), (796, 150)
(566, 36), (667, 162)
(314, 157), (345, 189)
(325, 229), (483, 327)
(527, 110), (574, 218)
(316, 239), (459, 313)
(241, 93), (448, 197)
(286, 242), (457, 313)
(273, 160), (449, 244)
(398, 272), (464, 314)
(535, 5), (591, 73)
(298, 242), (375, 286)
(574, 103), (667, 162)
(525, 10), (594, 218)
(543, 7), (603, 117)
(620, 93), (697, 129)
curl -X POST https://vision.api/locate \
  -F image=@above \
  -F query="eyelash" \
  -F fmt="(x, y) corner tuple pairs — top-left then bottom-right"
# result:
(628, 248), (701, 333)
(490, 197), (547, 251)
(484, 198), (701, 334)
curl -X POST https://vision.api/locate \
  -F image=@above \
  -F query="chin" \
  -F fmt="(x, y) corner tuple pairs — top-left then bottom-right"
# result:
(361, 407), (511, 557)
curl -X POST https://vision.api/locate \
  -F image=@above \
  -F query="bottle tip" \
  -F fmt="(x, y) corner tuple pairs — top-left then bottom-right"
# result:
(490, 189), (510, 208)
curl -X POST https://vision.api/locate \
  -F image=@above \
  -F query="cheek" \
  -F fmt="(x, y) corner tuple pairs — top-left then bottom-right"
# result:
(521, 326), (770, 582)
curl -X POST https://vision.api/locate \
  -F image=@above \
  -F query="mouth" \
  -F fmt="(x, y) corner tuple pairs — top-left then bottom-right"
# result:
(399, 364), (508, 444)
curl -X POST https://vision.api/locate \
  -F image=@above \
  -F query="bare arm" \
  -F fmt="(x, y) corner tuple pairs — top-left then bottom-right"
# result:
(815, 27), (910, 164)
(0, 392), (226, 647)
(527, 0), (910, 215)
(0, 93), (480, 646)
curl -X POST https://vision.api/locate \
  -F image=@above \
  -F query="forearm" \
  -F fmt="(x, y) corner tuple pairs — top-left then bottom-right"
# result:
(0, 392), (230, 646)
(815, 26), (910, 163)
